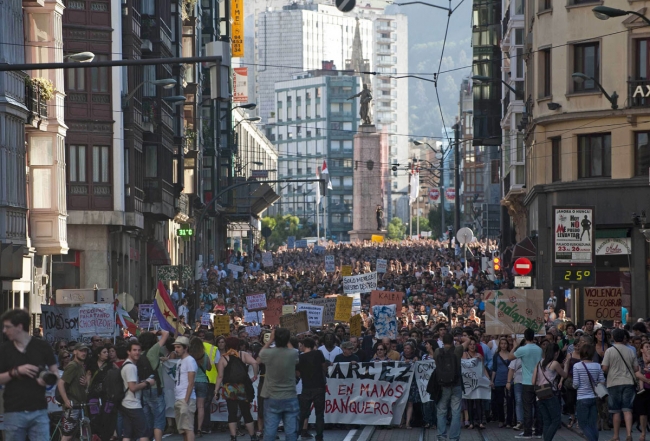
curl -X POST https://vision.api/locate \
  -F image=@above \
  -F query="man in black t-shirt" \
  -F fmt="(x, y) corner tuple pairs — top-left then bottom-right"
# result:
(297, 338), (327, 441)
(0, 309), (58, 441)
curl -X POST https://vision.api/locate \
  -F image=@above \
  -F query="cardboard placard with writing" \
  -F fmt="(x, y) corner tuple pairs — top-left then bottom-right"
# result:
(484, 289), (546, 336)
(341, 265), (352, 277)
(279, 311), (309, 335)
(370, 290), (404, 310)
(310, 297), (337, 323)
(342, 272), (377, 294)
(334, 296), (353, 322)
(584, 287), (622, 321)
(213, 315), (231, 337)
(246, 293), (267, 312)
(263, 298), (283, 326)
(349, 314), (362, 337)
(282, 305), (295, 315)
(296, 303), (324, 327)
(325, 255), (336, 273)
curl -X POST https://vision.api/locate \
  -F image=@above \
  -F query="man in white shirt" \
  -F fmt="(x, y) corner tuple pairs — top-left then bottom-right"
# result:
(122, 341), (156, 441)
(178, 299), (190, 322)
(173, 336), (197, 441)
(318, 333), (342, 364)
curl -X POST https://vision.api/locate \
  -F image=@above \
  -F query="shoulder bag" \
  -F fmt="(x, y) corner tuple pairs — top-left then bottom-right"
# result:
(612, 346), (640, 392)
(534, 362), (556, 400)
(581, 361), (608, 399)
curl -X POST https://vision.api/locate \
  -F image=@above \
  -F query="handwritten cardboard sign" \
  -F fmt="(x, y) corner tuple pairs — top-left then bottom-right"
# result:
(282, 305), (295, 315)
(213, 315), (231, 337)
(245, 325), (261, 337)
(341, 265), (352, 277)
(296, 303), (324, 327)
(42, 305), (81, 343)
(264, 298), (283, 326)
(246, 293), (267, 312)
(343, 272), (377, 294)
(243, 308), (262, 324)
(334, 296), (353, 322)
(370, 290), (404, 309)
(279, 311), (309, 335)
(484, 289), (545, 335)
(325, 255), (336, 273)
(584, 286), (622, 321)
(79, 303), (114, 336)
(376, 259), (387, 273)
(310, 297), (337, 323)
(349, 314), (362, 337)
(262, 252), (273, 268)
(201, 313), (214, 327)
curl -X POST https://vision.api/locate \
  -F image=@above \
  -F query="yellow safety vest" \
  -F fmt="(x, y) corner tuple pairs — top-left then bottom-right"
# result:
(203, 342), (219, 384)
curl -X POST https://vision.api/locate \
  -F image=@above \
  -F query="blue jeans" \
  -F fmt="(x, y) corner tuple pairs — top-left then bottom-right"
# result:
(537, 396), (561, 441)
(423, 400), (437, 426)
(142, 387), (167, 433)
(436, 385), (462, 441)
(513, 383), (523, 423)
(608, 384), (636, 413)
(264, 397), (300, 441)
(4, 409), (50, 441)
(576, 398), (599, 441)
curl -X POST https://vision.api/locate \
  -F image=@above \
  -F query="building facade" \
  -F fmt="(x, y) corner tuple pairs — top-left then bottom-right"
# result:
(521, 0), (650, 318)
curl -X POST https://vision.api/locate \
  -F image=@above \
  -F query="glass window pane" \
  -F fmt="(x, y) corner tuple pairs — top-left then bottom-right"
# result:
(639, 40), (648, 79)
(93, 146), (100, 182)
(603, 134), (611, 177)
(31, 137), (53, 166)
(101, 146), (109, 182)
(145, 145), (157, 177)
(69, 145), (77, 182)
(79, 146), (86, 182)
(637, 133), (650, 175)
(591, 136), (602, 176)
(32, 169), (52, 209)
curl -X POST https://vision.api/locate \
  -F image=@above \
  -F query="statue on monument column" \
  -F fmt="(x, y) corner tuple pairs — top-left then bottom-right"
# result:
(347, 83), (373, 126)
(376, 205), (384, 231)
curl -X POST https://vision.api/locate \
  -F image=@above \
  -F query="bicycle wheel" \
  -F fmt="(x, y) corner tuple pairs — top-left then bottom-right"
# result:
(79, 418), (93, 441)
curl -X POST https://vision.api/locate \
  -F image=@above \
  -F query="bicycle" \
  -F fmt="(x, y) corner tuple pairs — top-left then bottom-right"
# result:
(55, 401), (94, 441)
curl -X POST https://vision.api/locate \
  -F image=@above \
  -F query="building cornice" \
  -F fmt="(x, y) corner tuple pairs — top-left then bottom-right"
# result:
(524, 177), (649, 205)
(533, 107), (650, 126)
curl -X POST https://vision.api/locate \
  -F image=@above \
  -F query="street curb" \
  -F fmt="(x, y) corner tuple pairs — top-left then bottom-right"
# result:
(357, 426), (376, 441)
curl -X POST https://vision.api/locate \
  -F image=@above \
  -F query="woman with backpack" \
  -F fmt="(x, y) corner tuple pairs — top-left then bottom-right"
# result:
(189, 337), (212, 437)
(214, 337), (259, 441)
(88, 345), (116, 441)
(532, 343), (567, 441)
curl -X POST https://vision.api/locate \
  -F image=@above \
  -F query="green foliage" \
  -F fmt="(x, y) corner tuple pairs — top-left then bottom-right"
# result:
(25, 77), (55, 101)
(411, 216), (431, 232)
(387, 217), (406, 240)
(428, 206), (453, 239)
(261, 214), (303, 250)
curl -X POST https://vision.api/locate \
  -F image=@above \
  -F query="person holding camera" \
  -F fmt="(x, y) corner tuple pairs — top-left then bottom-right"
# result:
(0, 309), (58, 441)
(57, 342), (92, 441)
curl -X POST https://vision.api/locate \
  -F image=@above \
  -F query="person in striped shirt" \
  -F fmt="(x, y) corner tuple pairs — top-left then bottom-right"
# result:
(573, 343), (606, 441)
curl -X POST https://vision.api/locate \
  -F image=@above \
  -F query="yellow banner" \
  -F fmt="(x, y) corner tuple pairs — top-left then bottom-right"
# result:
(231, 0), (244, 57)
(213, 315), (230, 337)
(371, 235), (384, 243)
(349, 314), (362, 337)
(334, 296), (353, 322)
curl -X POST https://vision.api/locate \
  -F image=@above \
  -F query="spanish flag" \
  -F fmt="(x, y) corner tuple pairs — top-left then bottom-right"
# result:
(153, 281), (178, 333)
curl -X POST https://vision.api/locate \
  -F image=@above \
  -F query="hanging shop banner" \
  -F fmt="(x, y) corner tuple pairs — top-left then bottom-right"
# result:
(484, 289), (545, 336)
(78, 303), (114, 336)
(233, 67), (248, 103)
(583, 286), (622, 321)
(343, 272), (377, 294)
(325, 255), (336, 273)
(553, 206), (594, 264)
(231, 0), (244, 57)
(595, 237), (631, 256)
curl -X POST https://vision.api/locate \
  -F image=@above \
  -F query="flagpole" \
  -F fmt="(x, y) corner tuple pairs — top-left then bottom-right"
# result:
(317, 200), (320, 243)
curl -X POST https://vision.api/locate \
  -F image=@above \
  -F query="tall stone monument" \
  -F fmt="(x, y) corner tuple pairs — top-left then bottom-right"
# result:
(348, 124), (386, 242)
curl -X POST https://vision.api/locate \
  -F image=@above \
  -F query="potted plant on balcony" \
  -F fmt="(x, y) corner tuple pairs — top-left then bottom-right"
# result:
(141, 17), (155, 39)
(25, 77), (55, 101)
(181, 0), (197, 21)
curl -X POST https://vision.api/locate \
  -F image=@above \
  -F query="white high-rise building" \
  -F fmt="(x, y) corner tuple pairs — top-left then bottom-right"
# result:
(252, 2), (409, 221)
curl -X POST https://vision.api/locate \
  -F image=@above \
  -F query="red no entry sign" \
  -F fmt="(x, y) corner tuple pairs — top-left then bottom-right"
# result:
(514, 257), (532, 275)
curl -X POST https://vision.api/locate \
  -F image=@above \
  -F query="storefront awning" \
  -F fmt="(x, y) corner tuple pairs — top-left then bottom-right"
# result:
(512, 236), (537, 260)
(147, 241), (171, 266)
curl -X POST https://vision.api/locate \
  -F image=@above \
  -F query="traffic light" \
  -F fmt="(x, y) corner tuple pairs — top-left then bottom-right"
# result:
(493, 256), (501, 272)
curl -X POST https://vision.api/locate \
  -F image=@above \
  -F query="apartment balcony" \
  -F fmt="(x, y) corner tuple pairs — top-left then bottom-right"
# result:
(122, 6), (142, 57)
(174, 193), (191, 222)
(124, 98), (144, 131)
(629, 79), (650, 108)
(25, 82), (48, 125)
(143, 179), (176, 220)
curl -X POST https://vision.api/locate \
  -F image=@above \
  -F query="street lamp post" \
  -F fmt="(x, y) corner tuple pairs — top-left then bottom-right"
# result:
(121, 78), (177, 108)
(471, 75), (524, 99)
(572, 72), (619, 109)
(592, 5), (650, 25)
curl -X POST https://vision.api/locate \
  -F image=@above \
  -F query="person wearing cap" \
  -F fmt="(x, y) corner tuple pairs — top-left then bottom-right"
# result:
(58, 342), (91, 441)
(173, 336), (198, 441)
(333, 341), (359, 363)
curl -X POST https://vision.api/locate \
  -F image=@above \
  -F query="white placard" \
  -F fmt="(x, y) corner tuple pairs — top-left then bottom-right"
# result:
(325, 255), (336, 273)
(42, 305), (81, 343)
(78, 303), (114, 336)
(245, 325), (261, 337)
(441, 266), (450, 278)
(246, 293), (267, 311)
(296, 303), (324, 327)
(201, 313), (214, 327)
(262, 252), (274, 268)
(554, 207), (594, 264)
(243, 308), (262, 324)
(349, 293), (361, 313)
(376, 259), (387, 273)
(228, 263), (244, 273)
(343, 272), (377, 294)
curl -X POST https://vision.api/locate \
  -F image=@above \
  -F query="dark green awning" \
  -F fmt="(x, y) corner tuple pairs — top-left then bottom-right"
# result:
(595, 228), (629, 239)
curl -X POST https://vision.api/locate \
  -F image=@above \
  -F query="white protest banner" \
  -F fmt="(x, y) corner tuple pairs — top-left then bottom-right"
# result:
(309, 297), (337, 324)
(343, 272), (377, 294)
(414, 360), (436, 402)
(376, 259), (387, 273)
(325, 255), (335, 273)
(349, 293), (361, 313)
(460, 358), (491, 399)
(158, 360), (411, 425)
(245, 325), (261, 337)
(243, 308), (262, 324)
(228, 263), (244, 274)
(201, 313), (213, 327)
(296, 303), (324, 327)
(79, 303), (114, 336)
(246, 293), (267, 312)
(262, 252), (273, 268)
(41, 305), (81, 344)
(373, 304), (397, 339)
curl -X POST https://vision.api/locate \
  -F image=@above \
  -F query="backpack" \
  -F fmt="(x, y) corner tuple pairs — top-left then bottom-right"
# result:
(435, 347), (459, 387)
(223, 354), (249, 384)
(136, 350), (162, 395)
(104, 361), (131, 406)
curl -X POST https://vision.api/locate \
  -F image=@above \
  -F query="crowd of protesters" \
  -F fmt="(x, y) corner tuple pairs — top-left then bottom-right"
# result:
(4, 238), (650, 441)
